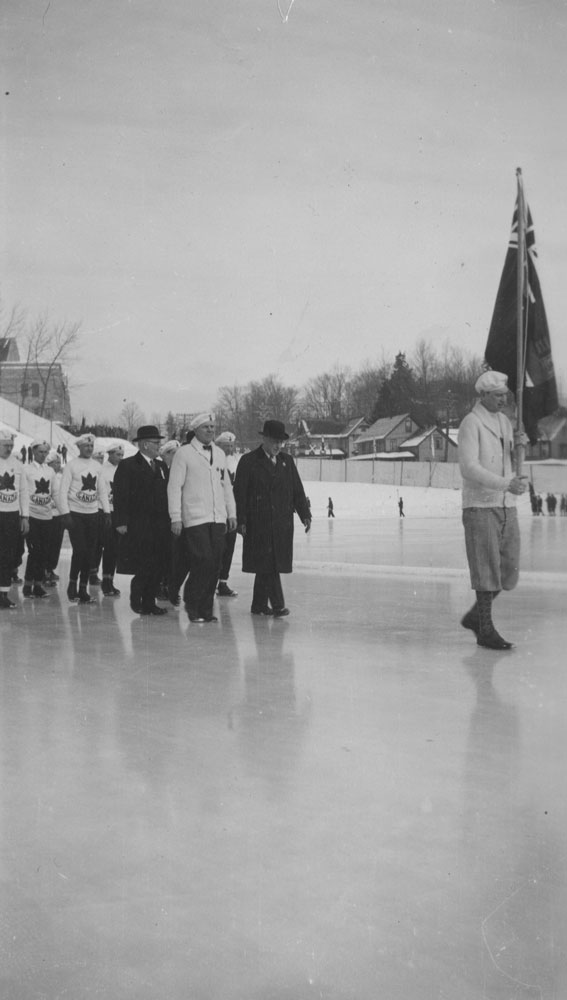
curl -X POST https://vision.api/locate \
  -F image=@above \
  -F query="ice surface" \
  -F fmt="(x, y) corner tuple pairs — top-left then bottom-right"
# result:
(1, 482), (566, 999)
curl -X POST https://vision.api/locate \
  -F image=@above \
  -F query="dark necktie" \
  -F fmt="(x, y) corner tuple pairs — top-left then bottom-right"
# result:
(203, 445), (213, 465)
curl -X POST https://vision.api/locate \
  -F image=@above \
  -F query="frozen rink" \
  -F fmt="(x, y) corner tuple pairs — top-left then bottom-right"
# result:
(1, 484), (566, 999)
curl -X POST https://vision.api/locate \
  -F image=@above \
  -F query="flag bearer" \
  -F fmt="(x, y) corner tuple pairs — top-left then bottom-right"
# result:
(458, 371), (527, 650)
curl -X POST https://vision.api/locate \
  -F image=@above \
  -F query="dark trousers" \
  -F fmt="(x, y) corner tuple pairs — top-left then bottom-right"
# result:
(252, 572), (285, 612)
(0, 512), (21, 588)
(25, 518), (51, 583)
(130, 519), (170, 611)
(170, 532), (191, 596)
(91, 510), (104, 572)
(183, 523), (226, 617)
(219, 528), (237, 581)
(68, 512), (100, 586)
(101, 517), (118, 577)
(47, 515), (65, 572)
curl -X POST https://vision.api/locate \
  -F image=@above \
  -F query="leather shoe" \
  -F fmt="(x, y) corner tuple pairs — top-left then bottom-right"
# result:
(477, 629), (513, 650)
(203, 615), (218, 622)
(273, 607), (290, 617)
(251, 606), (274, 616)
(217, 582), (238, 597)
(188, 613), (206, 623)
(140, 605), (168, 616)
(461, 610), (480, 635)
(168, 586), (181, 607)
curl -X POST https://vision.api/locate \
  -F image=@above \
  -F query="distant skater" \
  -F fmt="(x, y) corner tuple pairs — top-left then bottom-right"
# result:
(327, 497), (335, 518)
(398, 497), (404, 517)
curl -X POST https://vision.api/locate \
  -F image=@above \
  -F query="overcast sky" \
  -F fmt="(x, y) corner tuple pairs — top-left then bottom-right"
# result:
(3, 0), (567, 422)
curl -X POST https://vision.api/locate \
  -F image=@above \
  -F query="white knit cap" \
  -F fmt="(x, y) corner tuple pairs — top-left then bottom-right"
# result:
(107, 441), (125, 455)
(0, 428), (15, 442)
(215, 431), (235, 444)
(159, 439), (180, 456)
(30, 438), (50, 449)
(189, 412), (214, 430)
(76, 433), (96, 446)
(475, 371), (508, 394)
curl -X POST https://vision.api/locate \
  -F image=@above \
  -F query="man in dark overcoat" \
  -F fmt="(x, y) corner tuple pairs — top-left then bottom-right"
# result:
(113, 425), (170, 616)
(233, 419), (311, 617)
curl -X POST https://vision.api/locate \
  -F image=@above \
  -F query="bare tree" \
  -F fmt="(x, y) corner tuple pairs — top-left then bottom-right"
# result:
(215, 384), (247, 444)
(19, 312), (81, 417)
(119, 400), (146, 439)
(300, 365), (353, 420)
(0, 298), (27, 341)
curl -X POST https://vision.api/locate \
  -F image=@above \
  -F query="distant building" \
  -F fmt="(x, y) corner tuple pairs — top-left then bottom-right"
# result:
(0, 337), (71, 423)
(402, 426), (459, 463)
(526, 413), (567, 461)
(295, 416), (367, 458)
(354, 414), (420, 458)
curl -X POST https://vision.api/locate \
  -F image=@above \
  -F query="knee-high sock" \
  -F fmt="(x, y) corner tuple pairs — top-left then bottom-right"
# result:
(475, 591), (494, 634)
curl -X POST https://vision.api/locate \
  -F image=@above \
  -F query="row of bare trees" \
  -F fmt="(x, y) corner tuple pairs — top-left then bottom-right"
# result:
(1, 296), (482, 443)
(213, 340), (483, 447)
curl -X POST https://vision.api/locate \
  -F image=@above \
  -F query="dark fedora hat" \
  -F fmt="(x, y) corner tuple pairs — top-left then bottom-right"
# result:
(259, 419), (289, 441)
(132, 425), (164, 442)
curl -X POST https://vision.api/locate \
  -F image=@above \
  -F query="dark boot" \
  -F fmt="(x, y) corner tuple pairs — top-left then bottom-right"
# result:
(102, 577), (120, 597)
(78, 586), (94, 604)
(32, 584), (49, 598)
(22, 583), (33, 598)
(475, 590), (513, 649)
(461, 603), (480, 634)
(67, 581), (79, 602)
(0, 593), (16, 609)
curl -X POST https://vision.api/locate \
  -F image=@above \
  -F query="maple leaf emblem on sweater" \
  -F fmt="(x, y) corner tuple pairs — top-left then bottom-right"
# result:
(0, 472), (15, 490)
(81, 473), (97, 491)
(34, 477), (50, 494)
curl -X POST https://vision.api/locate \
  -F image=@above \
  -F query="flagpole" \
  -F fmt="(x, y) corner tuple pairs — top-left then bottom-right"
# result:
(515, 167), (526, 476)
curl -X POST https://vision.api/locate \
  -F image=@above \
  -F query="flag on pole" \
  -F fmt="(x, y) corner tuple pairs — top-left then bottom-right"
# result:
(485, 192), (558, 444)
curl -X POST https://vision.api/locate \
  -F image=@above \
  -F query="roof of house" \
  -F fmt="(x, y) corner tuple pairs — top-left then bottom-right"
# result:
(298, 416), (367, 439)
(355, 414), (413, 443)
(403, 427), (457, 448)
(0, 337), (20, 363)
(351, 450), (416, 461)
(536, 414), (567, 441)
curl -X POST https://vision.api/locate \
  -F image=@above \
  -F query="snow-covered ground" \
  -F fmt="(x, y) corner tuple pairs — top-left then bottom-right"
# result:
(299, 479), (533, 520)
(287, 480), (566, 576)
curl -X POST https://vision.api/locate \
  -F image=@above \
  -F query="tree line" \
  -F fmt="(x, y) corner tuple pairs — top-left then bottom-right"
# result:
(73, 340), (485, 445)
(0, 296), (490, 445)
(211, 340), (483, 448)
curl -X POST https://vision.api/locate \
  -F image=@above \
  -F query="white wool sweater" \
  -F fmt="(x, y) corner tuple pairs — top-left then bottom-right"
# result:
(167, 440), (236, 528)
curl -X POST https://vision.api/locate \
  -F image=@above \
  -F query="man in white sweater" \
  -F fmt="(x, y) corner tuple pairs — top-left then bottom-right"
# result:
(167, 413), (236, 623)
(59, 433), (101, 604)
(458, 370), (527, 650)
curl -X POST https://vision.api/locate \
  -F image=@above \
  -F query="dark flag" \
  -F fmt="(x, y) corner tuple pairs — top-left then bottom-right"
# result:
(485, 194), (558, 444)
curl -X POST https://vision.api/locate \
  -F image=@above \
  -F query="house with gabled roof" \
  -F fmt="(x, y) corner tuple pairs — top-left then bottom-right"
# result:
(353, 413), (420, 458)
(295, 416), (367, 458)
(402, 426), (459, 463)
